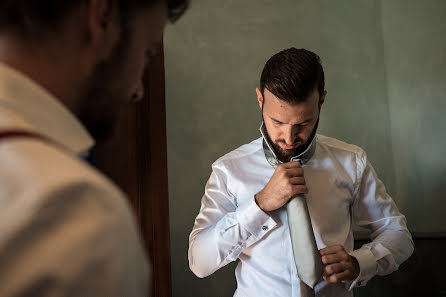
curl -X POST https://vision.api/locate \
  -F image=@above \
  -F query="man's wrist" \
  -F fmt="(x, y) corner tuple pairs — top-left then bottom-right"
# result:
(254, 192), (267, 212)
(348, 248), (377, 289)
(350, 255), (360, 279)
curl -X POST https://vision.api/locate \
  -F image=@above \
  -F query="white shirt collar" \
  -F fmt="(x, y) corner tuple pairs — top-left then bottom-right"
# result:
(0, 62), (94, 156)
(259, 122), (317, 164)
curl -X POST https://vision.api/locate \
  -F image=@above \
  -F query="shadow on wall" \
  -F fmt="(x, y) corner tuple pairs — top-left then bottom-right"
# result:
(353, 235), (446, 297)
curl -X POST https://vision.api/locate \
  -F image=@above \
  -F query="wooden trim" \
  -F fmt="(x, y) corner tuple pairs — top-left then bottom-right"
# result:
(138, 45), (172, 297)
(93, 42), (172, 297)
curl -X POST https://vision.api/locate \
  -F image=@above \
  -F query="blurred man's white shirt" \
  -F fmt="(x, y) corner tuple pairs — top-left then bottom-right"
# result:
(0, 62), (149, 297)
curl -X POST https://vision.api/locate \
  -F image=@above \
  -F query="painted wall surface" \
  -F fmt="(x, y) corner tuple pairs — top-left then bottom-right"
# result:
(381, 1), (446, 231)
(164, 1), (446, 296)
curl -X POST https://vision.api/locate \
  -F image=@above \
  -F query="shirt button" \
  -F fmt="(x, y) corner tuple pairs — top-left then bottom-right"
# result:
(262, 225), (268, 231)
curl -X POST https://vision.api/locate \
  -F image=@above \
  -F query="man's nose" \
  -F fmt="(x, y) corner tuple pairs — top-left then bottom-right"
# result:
(132, 80), (144, 103)
(283, 125), (297, 145)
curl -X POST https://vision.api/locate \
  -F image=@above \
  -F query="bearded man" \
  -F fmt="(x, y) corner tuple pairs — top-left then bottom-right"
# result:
(189, 48), (413, 297)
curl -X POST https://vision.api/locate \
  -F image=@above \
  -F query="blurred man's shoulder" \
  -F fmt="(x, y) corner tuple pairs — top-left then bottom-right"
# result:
(0, 139), (129, 216)
(0, 139), (149, 296)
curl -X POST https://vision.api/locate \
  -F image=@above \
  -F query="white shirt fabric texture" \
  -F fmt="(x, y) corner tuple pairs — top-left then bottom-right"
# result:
(189, 130), (414, 297)
(0, 62), (149, 297)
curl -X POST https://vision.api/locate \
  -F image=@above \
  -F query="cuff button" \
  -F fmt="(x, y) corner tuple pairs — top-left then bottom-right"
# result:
(262, 225), (269, 231)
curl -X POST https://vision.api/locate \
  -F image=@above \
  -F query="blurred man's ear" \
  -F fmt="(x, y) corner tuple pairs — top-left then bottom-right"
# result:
(319, 90), (327, 109)
(256, 87), (264, 110)
(86, 0), (120, 61)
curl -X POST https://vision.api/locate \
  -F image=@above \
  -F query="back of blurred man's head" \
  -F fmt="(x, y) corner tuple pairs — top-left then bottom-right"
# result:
(0, 1), (188, 37)
(0, 0), (189, 140)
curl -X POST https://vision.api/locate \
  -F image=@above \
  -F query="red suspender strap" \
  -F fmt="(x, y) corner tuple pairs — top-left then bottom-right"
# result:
(0, 130), (92, 164)
(0, 130), (49, 142)
(0, 130), (64, 152)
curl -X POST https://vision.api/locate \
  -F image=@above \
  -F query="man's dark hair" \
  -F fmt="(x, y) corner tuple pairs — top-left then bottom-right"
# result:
(0, 0), (189, 37)
(260, 48), (325, 104)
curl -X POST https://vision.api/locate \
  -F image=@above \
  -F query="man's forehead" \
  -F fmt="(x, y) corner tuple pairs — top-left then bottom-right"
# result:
(264, 88), (320, 104)
(263, 91), (319, 123)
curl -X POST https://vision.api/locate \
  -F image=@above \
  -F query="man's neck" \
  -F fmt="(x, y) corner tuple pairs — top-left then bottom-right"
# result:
(261, 119), (319, 164)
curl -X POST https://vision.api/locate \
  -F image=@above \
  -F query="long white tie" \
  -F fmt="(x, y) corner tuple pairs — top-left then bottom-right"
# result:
(262, 136), (322, 296)
(287, 192), (323, 296)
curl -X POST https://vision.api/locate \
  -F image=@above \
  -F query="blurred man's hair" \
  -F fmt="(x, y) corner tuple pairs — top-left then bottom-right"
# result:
(0, 0), (189, 38)
(260, 48), (325, 104)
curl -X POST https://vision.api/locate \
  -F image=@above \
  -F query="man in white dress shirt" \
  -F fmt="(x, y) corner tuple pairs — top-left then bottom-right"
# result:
(0, 1), (187, 296)
(189, 48), (414, 296)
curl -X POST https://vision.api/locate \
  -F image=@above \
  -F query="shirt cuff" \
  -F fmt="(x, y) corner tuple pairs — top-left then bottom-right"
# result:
(347, 248), (377, 290)
(236, 198), (276, 239)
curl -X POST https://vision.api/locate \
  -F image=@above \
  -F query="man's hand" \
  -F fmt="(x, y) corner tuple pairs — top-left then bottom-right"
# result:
(319, 245), (360, 284)
(254, 162), (307, 212)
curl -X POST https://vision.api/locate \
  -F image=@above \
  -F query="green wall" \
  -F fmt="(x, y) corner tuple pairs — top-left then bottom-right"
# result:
(164, 1), (446, 296)
(381, 1), (446, 231)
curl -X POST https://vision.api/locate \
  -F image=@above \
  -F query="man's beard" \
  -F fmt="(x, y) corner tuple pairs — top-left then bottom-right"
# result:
(77, 29), (130, 142)
(263, 118), (319, 162)
(263, 126), (304, 162)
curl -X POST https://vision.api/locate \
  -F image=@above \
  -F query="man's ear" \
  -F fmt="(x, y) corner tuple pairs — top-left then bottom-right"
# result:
(86, 0), (120, 61)
(319, 90), (327, 109)
(256, 87), (264, 110)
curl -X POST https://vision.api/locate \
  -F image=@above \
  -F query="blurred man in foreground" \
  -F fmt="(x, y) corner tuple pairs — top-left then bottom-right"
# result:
(0, 0), (187, 296)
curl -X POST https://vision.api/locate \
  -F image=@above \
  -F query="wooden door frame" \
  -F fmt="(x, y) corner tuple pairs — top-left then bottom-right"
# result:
(94, 44), (172, 297)
(137, 45), (172, 297)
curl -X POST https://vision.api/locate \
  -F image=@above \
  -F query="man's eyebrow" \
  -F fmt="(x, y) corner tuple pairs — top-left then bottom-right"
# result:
(269, 116), (282, 123)
(269, 115), (312, 125)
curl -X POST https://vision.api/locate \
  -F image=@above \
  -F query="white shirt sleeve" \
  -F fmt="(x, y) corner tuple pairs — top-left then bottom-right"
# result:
(348, 149), (414, 289)
(0, 180), (149, 297)
(188, 162), (277, 278)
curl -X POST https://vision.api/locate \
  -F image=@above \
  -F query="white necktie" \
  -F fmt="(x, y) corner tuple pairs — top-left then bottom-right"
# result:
(287, 191), (322, 296)
(262, 136), (322, 296)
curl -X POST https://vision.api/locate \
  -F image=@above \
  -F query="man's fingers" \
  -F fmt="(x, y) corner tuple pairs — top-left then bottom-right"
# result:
(323, 263), (345, 276)
(280, 161), (302, 169)
(289, 176), (305, 185)
(290, 185), (308, 196)
(324, 270), (351, 283)
(321, 254), (341, 265)
(319, 245), (345, 256)
(285, 167), (304, 178)
(321, 252), (350, 264)
(320, 246), (359, 284)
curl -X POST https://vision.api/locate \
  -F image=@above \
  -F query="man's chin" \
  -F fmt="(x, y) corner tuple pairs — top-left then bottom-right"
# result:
(82, 118), (117, 143)
(77, 91), (127, 143)
(78, 105), (122, 143)
(273, 146), (299, 162)
(279, 152), (297, 161)
(94, 123), (118, 143)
